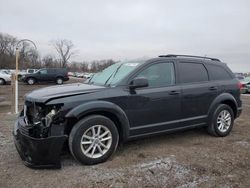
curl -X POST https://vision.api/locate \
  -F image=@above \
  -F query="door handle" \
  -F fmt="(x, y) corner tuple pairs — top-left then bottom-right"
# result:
(169, 90), (180, 95)
(209, 86), (217, 91)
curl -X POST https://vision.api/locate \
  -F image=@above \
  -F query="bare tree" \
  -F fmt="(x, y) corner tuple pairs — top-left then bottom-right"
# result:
(0, 33), (17, 56)
(42, 55), (58, 68)
(18, 41), (40, 69)
(0, 33), (17, 68)
(51, 39), (76, 68)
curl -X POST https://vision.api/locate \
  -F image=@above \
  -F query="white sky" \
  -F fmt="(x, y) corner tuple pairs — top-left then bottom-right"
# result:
(0, 0), (250, 72)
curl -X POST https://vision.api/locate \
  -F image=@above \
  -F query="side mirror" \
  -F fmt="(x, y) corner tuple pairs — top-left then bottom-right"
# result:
(129, 77), (148, 89)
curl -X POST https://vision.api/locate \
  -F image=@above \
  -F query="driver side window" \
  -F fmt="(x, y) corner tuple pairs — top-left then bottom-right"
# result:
(136, 62), (175, 87)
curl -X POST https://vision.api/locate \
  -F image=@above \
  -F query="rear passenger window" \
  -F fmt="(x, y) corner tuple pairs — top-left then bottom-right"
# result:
(179, 62), (208, 84)
(206, 64), (232, 80)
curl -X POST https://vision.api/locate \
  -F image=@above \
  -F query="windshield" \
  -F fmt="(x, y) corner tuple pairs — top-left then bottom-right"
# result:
(89, 61), (142, 86)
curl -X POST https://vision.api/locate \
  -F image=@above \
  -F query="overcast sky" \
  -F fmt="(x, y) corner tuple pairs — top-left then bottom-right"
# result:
(0, 0), (249, 72)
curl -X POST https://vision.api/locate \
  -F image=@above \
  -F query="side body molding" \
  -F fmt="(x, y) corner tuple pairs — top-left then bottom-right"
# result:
(65, 101), (130, 141)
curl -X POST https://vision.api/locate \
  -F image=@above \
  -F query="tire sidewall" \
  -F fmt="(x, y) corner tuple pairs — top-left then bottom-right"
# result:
(69, 115), (119, 165)
(56, 78), (63, 84)
(27, 78), (35, 85)
(213, 104), (234, 137)
(0, 78), (5, 85)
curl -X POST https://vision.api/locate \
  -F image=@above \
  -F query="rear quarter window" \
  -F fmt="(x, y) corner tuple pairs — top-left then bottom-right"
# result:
(178, 62), (208, 84)
(206, 64), (232, 81)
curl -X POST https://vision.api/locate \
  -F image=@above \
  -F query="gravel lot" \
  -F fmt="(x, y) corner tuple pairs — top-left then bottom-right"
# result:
(0, 82), (250, 187)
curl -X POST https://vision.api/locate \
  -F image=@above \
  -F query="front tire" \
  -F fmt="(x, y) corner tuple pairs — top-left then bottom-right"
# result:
(69, 115), (119, 165)
(207, 104), (234, 137)
(0, 78), (6, 85)
(27, 77), (35, 85)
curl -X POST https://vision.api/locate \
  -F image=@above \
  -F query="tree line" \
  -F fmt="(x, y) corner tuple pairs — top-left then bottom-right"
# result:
(0, 32), (117, 72)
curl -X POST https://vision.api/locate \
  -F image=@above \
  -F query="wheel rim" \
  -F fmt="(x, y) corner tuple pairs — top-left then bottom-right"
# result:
(80, 125), (112, 159)
(57, 79), (63, 84)
(217, 110), (232, 133)
(28, 79), (34, 84)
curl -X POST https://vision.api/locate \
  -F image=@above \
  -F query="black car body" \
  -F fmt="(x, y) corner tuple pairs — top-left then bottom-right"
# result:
(22, 68), (69, 85)
(14, 55), (242, 168)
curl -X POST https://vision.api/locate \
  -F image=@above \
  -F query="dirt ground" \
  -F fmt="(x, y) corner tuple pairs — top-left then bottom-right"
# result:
(0, 82), (250, 187)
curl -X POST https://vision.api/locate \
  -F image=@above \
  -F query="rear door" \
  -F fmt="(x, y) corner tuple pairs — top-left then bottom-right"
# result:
(177, 61), (218, 127)
(47, 69), (57, 81)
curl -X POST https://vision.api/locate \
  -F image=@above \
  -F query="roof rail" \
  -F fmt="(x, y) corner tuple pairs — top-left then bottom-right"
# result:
(158, 54), (221, 62)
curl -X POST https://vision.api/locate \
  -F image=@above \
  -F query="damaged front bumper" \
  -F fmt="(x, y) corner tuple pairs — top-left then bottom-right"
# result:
(13, 116), (68, 169)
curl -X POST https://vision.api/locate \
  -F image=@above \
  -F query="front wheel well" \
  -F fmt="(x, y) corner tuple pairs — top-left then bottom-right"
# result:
(221, 100), (237, 118)
(66, 111), (124, 143)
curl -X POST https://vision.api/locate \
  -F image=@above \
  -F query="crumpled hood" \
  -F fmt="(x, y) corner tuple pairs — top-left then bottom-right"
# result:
(25, 83), (105, 103)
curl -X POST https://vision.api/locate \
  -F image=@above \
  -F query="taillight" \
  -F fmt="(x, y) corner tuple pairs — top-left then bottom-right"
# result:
(238, 82), (243, 89)
(238, 82), (245, 89)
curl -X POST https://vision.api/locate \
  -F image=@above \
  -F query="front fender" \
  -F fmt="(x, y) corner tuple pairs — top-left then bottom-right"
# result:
(65, 101), (130, 141)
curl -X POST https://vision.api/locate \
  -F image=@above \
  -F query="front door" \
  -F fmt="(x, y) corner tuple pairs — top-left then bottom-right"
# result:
(125, 61), (182, 136)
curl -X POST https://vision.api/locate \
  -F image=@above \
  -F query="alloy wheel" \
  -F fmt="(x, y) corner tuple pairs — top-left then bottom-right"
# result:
(80, 125), (112, 159)
(217, 110), (232, 133)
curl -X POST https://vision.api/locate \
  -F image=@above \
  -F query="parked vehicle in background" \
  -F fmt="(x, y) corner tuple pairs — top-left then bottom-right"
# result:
(0, 72), (11, 85)
(0, 69), (11, 75)
(235, 74), (249, 94)
(67, 72), (74, 77)
(21, 68), (69, 85)
(242, 77), (250, 93)
(76, 72), (84, 78)
(83, 73), (93, 79)
(236, 75), (245, 81)
(14, 54), (242, 168)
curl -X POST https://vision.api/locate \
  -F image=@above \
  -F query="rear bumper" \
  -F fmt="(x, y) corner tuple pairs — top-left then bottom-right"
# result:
(64, 77), (69, 81)
(13, 116), (67, 169)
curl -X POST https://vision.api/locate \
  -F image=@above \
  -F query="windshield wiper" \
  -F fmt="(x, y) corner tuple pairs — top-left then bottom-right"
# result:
(104, 64), (123, 86)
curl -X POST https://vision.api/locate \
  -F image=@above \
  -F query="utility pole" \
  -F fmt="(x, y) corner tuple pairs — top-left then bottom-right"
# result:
(14, 39), (37, 114)
(15, 47), (19, 113)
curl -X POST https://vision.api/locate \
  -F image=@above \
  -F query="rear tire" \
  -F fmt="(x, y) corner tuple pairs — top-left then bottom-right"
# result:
(0, 78), (5, 85)
(69, 115), (119, 165)
(56, 77), (63, 85)
(207, 104), (234, 137)
(27, 78), (35, 85)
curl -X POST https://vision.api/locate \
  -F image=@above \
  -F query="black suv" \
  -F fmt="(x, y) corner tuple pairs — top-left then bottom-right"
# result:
(22, 68), (69, 85)
(14, 55), (242, 168)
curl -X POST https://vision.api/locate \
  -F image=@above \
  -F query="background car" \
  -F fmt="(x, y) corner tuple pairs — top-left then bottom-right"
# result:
(0, 72), (11, 85)
(235, 73), (248, 94)
(243, 76), (250, 93)
(22, 68), (69, 85)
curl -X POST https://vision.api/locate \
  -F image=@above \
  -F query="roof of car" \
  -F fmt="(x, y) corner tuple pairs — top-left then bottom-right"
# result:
(148, 54), (225, 65)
